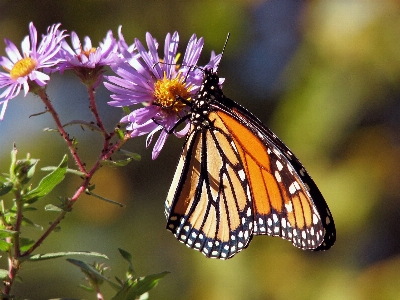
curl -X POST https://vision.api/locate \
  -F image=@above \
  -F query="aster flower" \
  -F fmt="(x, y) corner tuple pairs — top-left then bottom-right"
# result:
(0, 22), (66, 120)
(105, 31), (222, 159)
(58, 29), (118, 86)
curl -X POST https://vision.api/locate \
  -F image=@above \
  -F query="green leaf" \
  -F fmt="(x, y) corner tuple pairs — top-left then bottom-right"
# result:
(79, 284), (95, 292)
(0, 269), (9, 280)
(122, 107), (131, 114)
(41, 166), (86, 177)
(112, 272), (169, 300)
(0, 240), (11, 252)
(118, 248), (133, 264)
(0, 229), (18, 238)
(85, 190), (125, 207)
(26, 251), (108, 262)
(119, 149), (141, 161)
(21, 217), (43, 230)
(24, 158), (38, 183)
(10, 145), (17, 178)
(129, 272), (169, 297)
(0, 180), (13, 196)
(67, 259), (120, 290)
(19, 238), (35, 252)
(115, 127), (125, 139)
(44, 204), (63, 212)
(13, 156), (39, 185)
(101, 157), (135, 167)
(23, 155), (68, 203)
(118, 248), (135, 276)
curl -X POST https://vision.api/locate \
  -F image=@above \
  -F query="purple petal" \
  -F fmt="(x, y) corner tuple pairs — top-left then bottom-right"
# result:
(151, 130), (168, 160)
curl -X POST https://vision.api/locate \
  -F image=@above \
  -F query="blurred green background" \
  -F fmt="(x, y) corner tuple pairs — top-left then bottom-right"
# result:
(1, 0), (400, 299)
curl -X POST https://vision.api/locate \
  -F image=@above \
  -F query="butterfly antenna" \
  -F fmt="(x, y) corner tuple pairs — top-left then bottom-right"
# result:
(221, 32), (230, 61)
(214, 33), (230, 73)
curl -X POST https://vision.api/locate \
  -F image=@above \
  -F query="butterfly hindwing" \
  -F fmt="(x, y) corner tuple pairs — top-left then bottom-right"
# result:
(166, 119), (254, 259)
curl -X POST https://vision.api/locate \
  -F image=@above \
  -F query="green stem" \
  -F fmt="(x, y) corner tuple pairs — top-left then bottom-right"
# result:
(4, 186), (23, 295)
(21, 131), (131, 256)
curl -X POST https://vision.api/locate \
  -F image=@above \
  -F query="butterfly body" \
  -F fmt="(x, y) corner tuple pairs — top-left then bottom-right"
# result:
(165, 69), (335, 259)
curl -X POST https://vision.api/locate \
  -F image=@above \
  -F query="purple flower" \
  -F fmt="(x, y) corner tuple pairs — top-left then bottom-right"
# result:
(58, 29), (118, 86)
(105, 31), (222, 159)
(0, 22), (66, 120)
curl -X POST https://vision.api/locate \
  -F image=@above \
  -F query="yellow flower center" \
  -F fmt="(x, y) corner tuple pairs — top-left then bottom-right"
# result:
(153, 73), (191, 112)
(82, 47), (97, 58)
(77, 47), (97, 63)
(10, 57), (37, 80)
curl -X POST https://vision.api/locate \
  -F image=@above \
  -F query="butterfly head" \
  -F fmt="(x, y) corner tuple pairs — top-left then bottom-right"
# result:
(198, 68), (224, 100)
(188, 68), (225, 129)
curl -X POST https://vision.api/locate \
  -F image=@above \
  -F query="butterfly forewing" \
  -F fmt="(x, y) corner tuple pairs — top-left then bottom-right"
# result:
(228, 105), (335, 250)
(215, 108), (325, 249)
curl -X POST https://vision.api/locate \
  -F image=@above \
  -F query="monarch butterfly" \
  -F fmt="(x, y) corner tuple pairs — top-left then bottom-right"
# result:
(164, 68), (336, 259)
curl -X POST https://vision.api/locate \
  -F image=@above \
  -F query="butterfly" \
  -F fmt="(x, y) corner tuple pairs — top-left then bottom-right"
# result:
(164, 68), (336, 259)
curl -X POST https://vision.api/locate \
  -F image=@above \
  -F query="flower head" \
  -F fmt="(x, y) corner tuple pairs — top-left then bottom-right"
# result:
(58, 29), (118, 86)
(105, 31), (222, 159)
(0, 22), (66, 120)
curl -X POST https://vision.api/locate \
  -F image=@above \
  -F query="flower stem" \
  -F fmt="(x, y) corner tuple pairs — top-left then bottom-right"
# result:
(21, 131), (131, 256)
(4, 186), (24, 294)
(37, 89), (88, 175)
(88, 86), (108, 137)
(6, 87), (132, 295)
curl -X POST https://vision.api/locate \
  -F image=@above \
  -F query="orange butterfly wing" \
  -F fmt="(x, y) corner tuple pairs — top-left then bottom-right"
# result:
(165, 69), (335, 259)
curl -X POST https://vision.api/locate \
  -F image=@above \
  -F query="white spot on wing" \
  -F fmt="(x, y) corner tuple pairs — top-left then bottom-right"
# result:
(285, 202), (293, 213)
(313, 214), (319, 225)
(247, 207), (251, 217)
(289, 182), (296, 194)
(238, 169), (246, 181)
(276, 160), (283, 171)
(274, 171), (282, 182)
(273, 214), (278, 223)
(246, 185), (252, 200)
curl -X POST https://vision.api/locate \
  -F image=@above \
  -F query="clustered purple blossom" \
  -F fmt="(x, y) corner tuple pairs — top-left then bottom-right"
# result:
(0, 23), (223, 159)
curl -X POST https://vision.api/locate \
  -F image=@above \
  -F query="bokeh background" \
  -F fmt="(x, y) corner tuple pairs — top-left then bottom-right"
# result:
(1, 0), (400, 299)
